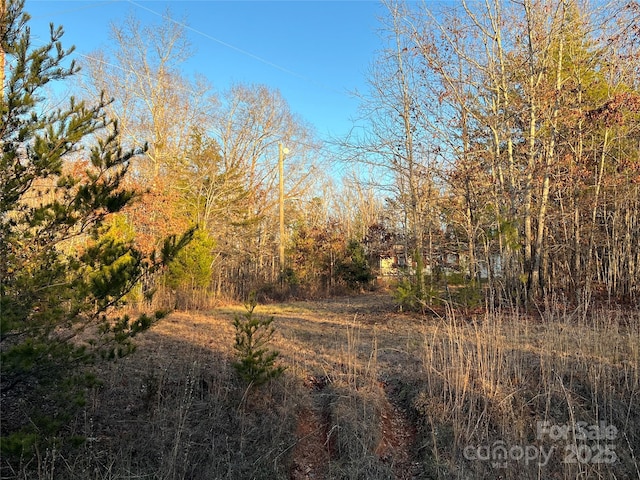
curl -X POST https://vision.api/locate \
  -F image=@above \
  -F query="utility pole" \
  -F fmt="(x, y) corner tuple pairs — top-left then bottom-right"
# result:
(278, 143), (287, 277)
(1, 0), (6, 100)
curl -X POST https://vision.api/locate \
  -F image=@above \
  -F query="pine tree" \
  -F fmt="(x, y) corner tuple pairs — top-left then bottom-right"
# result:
(232, 295), (285, 387)
(0, 0), (191, 459)
(336, 239), (374, 291)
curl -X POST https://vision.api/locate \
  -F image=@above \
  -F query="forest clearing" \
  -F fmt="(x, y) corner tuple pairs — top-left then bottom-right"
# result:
(2, 0), (640, 478)
(6, 291), (632, 479)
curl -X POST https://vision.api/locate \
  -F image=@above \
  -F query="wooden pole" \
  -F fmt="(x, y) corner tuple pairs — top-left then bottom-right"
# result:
(0, 0), (6, 101)
(278, 142), (285, 277)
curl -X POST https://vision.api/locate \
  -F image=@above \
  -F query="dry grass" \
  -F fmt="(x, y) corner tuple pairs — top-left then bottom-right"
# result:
(414, 306), (640, 479)
(7, 294), (639, 479)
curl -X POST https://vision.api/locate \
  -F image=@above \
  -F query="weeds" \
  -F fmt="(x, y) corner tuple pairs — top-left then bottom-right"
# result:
(3, 294), (638, 479)
(413, 306), (640, 479)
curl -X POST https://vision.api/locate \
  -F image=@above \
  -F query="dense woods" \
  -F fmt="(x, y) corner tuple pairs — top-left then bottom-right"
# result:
(1, 0), (639, 477)
(347, 0), (640, 309)
(67, 0), (640, 311)
(5, 0), (637, 311)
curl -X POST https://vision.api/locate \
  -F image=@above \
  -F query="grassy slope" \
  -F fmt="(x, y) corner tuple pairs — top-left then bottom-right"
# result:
(16, 293), (640, 479)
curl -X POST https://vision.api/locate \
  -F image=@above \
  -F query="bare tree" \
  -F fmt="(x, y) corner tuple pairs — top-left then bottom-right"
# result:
(209, 83), (320, 293)
(366, 0), (640, 306)
(82, 11), (213, 185)
(342, 0), (442, 303)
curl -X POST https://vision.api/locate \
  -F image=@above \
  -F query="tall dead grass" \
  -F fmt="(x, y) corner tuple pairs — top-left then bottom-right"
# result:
(413, 306), (640, 479)
(4, 297), (638, 479)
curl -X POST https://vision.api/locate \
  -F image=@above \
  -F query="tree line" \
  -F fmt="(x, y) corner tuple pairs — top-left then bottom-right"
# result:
(4, 0), (638, 314)
(346, 0), (640, 309)
(81, 0), (638, 311)
(75, 11), (382, 307)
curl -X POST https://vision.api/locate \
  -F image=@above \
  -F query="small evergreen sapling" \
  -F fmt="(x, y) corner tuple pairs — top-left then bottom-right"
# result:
(232, 296), (285, 386)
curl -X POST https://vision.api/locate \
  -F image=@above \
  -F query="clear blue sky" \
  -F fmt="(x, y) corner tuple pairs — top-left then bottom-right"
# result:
(23, 0), (386, 141)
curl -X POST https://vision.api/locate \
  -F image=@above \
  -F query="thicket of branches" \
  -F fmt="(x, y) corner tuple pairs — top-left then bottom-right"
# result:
(3, 0), (638, 315)
(345, 0), (640, 309)
(74, 8), (379, 307)
(4, 0), (634, 312)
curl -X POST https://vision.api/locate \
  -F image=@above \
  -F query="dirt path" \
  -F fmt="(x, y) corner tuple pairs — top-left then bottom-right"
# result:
(376, 389), (420, 480)
(82, 291), (427, 480)
(276, 292), (424, 480)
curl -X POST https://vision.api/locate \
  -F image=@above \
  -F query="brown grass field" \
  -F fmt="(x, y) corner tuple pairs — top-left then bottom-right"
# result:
(22, 292), (640, 479)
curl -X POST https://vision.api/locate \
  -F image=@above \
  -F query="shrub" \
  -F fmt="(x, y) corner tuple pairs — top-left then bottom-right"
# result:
(165, 229), (215, 291)
(232, 296), (285, 386)
(336, 239), (375, 290)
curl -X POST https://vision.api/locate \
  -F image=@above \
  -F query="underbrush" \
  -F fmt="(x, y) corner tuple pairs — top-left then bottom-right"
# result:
(2, 297), (638, 479)
(405, 306), (640, 479)
(1, 312), (301, 480)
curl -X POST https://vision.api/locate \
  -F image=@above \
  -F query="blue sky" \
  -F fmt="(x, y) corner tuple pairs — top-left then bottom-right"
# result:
(24, 0), (386, 141)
